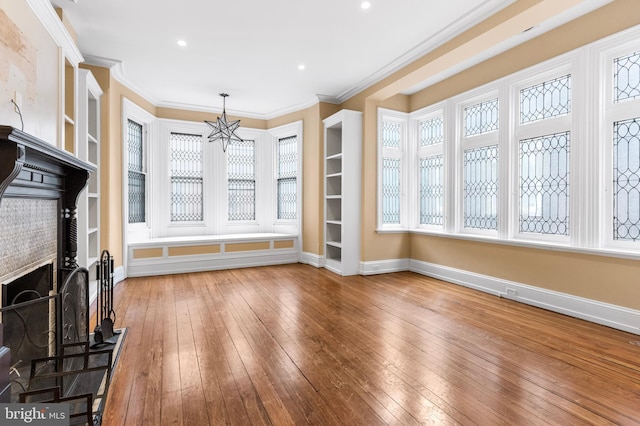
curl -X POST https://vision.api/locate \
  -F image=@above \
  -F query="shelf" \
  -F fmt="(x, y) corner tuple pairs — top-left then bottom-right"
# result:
(326, 174), (342, 196)
(326, 198), (342, 221)
(325, 245), (342, 262)
(77, 69), (102, 274)
(326, 222), (342, 244)
(323, 109), (362, 276)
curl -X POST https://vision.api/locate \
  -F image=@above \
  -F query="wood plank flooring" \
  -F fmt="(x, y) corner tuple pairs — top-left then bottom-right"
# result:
(98, 264), (640, 425)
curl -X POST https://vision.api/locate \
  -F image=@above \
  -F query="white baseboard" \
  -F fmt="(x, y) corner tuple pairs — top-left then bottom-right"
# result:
(113, 266), (126, 285)
(410, 259), (640, 336)
(360, 258), (410, 275)
(88, 266), (125, 306)
(300, 251), (324, 268)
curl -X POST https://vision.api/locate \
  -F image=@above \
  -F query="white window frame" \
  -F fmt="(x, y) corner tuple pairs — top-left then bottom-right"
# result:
(155, 119), (209, 237)
(410, 103), (447, 232)
(392, 24), (640, 260)
(122, 98), (155, 242)
(595, 28), (640, 252)
(455, 89), (502, 237)
(270, 120), (303, 235)
(219, 128), (265, 234)
(509, 58), (577, 245)
(377, 108), (409, 231)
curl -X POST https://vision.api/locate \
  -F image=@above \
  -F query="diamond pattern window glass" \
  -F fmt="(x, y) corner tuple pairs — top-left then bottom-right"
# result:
(613, 117), (640, 241)
(382, 158), (401, 224)
(419, 155), (444, 225)
(520, 75), (571, 123)
(419, 117), (444, 147)
(463, 145), (498, 230)
(464, 99), (499, 136)
(277, 136), (297, 220)
(382, 121), (401, 148)
(614, 51), (640, 102)
(228, 139), (255, 221)
(519, 132), (570, 235)
(170, 132), (203, 222)
(127, 119), (145, 224)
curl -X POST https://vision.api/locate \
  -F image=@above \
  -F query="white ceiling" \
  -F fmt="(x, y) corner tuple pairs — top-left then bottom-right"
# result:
(48, 0), (609, 118)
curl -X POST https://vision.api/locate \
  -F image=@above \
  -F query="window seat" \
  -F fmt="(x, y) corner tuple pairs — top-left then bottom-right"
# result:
(127, 233), (299, 277)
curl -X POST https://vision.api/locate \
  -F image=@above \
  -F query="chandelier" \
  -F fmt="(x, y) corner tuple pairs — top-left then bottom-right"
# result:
(205, 93), (244, 152)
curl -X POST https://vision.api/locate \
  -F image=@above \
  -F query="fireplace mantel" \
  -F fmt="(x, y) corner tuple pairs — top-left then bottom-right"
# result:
(0, 126), (95, 203)
(0, 126), (96, 272)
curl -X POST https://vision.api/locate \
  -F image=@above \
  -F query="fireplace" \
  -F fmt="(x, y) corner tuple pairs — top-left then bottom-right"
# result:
(0, 126), (96, 404)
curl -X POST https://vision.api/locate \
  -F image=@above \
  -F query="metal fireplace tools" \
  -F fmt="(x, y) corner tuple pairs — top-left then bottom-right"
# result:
(92, 250), (121, 347)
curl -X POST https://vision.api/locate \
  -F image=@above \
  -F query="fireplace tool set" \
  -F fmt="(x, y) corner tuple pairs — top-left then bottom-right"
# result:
(92, 250), (120, 347)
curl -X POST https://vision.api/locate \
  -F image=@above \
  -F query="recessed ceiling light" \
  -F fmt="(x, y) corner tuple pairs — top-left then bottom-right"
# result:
(298, 64), (305, 71)
(177, 40), (187, 47)
(361, 1), (371, 9)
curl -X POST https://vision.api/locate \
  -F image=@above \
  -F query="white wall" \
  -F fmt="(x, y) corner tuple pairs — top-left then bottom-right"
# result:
(0, 0), (59, 144)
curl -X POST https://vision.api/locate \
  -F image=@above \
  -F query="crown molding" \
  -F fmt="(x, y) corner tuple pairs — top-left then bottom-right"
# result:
(157, 94), (337, 121)
(315, 94), (341, 105)
(335, 0), (515, 103)
(82, 54), (160, 105)
(27, 0), (83, 65)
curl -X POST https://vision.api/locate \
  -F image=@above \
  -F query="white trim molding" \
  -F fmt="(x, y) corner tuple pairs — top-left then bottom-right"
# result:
(300, 252), (324, 268)
(360, 259), (410, 275)
(409, 259), (640, 336)
(27, 0), (83, 65)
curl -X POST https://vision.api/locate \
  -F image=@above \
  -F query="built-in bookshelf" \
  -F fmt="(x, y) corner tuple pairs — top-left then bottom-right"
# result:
(323, 109), (362, 276)
(63, 57), (76, 154)
(76, 69), (102, 289)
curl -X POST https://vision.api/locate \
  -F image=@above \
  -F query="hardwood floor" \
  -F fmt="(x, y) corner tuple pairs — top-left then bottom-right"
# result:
(99, 264), (640, 425)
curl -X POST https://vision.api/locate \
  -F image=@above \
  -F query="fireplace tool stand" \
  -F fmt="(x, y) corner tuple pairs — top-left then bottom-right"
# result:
(92, 250), (120, 347)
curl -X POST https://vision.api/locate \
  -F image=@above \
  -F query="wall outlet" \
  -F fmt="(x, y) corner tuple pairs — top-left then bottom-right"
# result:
(506, 288), (517, 297)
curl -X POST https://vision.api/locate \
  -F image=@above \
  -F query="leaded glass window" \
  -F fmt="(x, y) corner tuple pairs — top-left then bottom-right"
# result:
(382, 158), (401, 224)
(419, 155), (444, 226)
(419, 117), (443, 147)
(382, 121), (401, 148)
(228, 139), (255, 221)
(277, 136), (297, 220)
(613, 117), (640, 241)
(127, 119), (145, 224)
(464, 98), (499, 136)
(464, 145), (498, 230)
(520, 75), (571, 123)
(170, 132), (203, 222)
(614, 51), (640, 102)
(519, 132), (570, 235)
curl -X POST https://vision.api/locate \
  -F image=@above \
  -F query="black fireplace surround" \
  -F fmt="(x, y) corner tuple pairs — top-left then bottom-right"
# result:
(0, 126), (96, 404)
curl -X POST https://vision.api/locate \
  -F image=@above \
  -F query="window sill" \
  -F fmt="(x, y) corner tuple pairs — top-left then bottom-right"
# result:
(128, 232), (298, 248)
(410, 228), (640, 261)
(375, 228), (410, 234)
